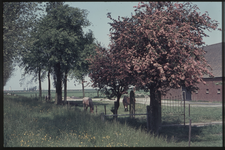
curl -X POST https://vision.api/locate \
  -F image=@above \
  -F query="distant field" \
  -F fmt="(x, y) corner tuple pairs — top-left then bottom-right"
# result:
(4, 89), (104, 99)
(3, 89), (150, 99)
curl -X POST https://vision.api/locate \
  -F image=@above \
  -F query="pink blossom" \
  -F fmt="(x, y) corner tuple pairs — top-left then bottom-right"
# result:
(174, 3), (179, 9)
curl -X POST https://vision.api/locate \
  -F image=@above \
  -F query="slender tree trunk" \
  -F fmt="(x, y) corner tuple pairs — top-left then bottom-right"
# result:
(97, 89), (99, 97)
(116, 94), (121, 110)
(48, 70), (51, 101)
(64, 70), (67, 103)
(149, 88), (161, 134)
(55, 63), (62, 105)
(38, 67), (42, 100)
(82, 76), (85, 98)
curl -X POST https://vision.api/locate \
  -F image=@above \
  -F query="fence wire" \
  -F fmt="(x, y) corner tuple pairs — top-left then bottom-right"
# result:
(162, 94), (184, 115)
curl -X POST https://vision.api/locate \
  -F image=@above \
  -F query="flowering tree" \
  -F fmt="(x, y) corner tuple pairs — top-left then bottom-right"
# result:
(107, 2), (221, 133)
(87, 44), (135, 111)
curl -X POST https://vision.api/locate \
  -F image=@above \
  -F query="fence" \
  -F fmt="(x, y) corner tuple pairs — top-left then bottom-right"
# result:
(100, 106), (151, 131)
(161, 91), (186, 125)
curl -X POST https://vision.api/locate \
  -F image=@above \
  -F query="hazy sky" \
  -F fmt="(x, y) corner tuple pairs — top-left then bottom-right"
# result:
(4, 2), (222, 91)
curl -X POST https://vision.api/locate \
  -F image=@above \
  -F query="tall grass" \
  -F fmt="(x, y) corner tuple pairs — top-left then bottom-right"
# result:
(4, 95), (177, 147)
(4, 95), (222, 147)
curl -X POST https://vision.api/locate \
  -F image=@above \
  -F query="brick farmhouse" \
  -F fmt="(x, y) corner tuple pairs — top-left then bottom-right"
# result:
(163, 43), (223, 102)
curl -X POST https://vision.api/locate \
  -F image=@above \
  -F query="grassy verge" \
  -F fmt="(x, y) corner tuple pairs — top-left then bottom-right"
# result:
(4, 96), (175, 147)
(159, 124), (223, 147)
(4, 95), (222, 147)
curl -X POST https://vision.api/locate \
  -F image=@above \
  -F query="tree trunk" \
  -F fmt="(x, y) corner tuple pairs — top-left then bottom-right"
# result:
(116, 94), (121, 110)
(64, 70), (67, 103)
(48, 70), (51, 101)
(149, 88), (161, 134)
(97, 89), (99, 97)
(82, 76), (85, 98)
(55, 63), (62, 105)
(38, 67), (42, 100)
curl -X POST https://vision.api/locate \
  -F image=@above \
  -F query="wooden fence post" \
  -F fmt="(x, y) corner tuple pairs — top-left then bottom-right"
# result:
(101, 113), (105, 122)
(183, 91), (186, 126)
(189, 104), (190, 118)
(130, 90), (135, 118)
(189, 119), (191, 147)
(147, 106), (150, 132)
(104, 105), (106, 115)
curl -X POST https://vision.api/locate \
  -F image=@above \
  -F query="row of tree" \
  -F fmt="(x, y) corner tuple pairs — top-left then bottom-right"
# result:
(87, 2), (221, 133)
(3, 2), (44, 86)
(3, 2), (97, 104)
(23, 86), (37, 91)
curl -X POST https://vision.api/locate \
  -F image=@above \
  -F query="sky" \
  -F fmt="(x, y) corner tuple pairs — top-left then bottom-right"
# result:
(4, 2), (222, 91)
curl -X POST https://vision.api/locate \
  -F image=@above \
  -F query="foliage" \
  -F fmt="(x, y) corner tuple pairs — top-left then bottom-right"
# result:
(107, 1), (221, 93)
(105, 1), (221, 133)
(3, 2), (44, 86)
(20, 4), (94, 104)
(69, 30), (96, 97)
(3, 57), (15, 86)
(88, 44), (135, 109)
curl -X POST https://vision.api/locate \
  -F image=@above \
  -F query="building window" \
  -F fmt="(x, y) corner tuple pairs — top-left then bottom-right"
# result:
(206, 89), (209, 94)
(217, 89), (220, 94)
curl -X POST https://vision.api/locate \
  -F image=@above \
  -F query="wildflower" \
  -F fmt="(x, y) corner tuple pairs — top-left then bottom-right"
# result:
(106, 135), (110, 139)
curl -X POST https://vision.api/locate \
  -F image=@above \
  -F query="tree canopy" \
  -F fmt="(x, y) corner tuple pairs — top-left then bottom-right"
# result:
(88, 43), (134, 109)
(89, 1), (221, 133)
(24, 4), (95, 104)
(107, 1), (221, 94)
(3, 2), (44, 86)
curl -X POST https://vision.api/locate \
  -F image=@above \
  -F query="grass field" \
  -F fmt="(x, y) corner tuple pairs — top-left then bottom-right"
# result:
(4, 89), (104, 99)
(4, 95), (223, 147)
(3, 88), (150, 99)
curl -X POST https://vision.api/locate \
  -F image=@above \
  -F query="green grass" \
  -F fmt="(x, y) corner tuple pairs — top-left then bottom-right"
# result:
(159, 124), (223, 147)
(4, 95), (175, 147)
(161, 105), (222, 125)
(3, 89), (106, 99)
(3, 89), (150, 99)
(4, 95), (222, 147)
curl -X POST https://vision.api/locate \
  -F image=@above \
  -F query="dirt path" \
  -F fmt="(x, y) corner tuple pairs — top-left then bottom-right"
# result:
(161, 121), (223, 127)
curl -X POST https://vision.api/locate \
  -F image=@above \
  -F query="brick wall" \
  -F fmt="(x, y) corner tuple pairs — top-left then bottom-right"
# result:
(192, 77), (222, 102)
(162, 77), (222, 102)
(162, 88), (182, 99)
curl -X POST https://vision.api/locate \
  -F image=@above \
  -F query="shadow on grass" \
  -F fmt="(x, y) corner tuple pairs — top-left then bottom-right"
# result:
(105, 116), (148, 132)
(104, 114), (222, 144)
(159, 124), (222, 143)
